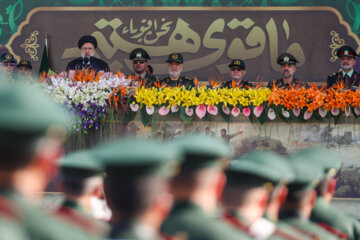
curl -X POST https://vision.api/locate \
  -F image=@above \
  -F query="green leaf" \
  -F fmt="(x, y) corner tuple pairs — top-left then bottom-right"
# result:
(180, 107), (193, 123)
(333, 112), (343, 125)
(140, 106), (152, 126)
(218, 104), (230, 122)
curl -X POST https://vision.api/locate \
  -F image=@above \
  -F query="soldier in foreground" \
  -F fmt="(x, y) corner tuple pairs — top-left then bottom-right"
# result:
(0, 83), (101, 239)
(55, 150), (109, 236)
(278, 150), (340, 240)
(306, 147), (360, 240)
(94, 138), (181, 239)
(161, 135), (252, 240)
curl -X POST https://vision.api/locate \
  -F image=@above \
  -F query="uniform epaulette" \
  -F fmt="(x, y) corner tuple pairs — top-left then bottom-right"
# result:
(184, 76), (192, 81)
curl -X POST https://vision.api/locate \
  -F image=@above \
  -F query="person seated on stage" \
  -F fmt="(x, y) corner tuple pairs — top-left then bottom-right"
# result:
(268, 53), (307, 89)
(327, 45), (360, 89)
(0, 53), (16, 82)
(128, 48), (158, 88)
(17, 59), (32, 76)
(66, 35), (110, 73)
(219, 59), (253, 88)
(159, 53), (195, 89)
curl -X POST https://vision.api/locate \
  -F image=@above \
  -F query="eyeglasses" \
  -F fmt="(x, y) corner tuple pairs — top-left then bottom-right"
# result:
(81, 47), (94, 51)
(230, 67), (242, 71)
(133, 60), (146, 64)
(3, 62), (15, 67)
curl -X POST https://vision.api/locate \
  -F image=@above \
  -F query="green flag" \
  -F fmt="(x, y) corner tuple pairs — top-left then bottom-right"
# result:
(39, 38), (49, 74)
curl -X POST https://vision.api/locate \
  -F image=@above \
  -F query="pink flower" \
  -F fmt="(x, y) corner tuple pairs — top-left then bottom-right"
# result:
(185, 107), (194, 116)
(304, 110), (313, 120)
(282, 109), (290, 118)
(146, 106), (154, 115)
(243, 107), (251, 117)
(196, 105), (207, 119)
(254, 106), (263, 118)
(345, 105), (351, 117)
(331, 108), (339, 116)
(231, 107), (240, 117)
(268, 108), (276, 120)
(207, 105), (218, 115)
(222, 106), (230, 115)
(318, 107), (327, 118)
(355, 106), (360, 116)
(292, 107), (300, 117)
(171, 105), (179, 113)
(159, 106), (170, 116)
(130, 103), (139, 112)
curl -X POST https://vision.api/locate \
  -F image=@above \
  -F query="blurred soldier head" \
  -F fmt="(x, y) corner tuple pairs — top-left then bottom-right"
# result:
(94, 139), (180, 237)
(166, 53), (183, 79)
(78, 35), (97, 59)
(228, 59), (246, 81)
(169, 135), (230, 214)
(59, 150), (107, 218)
(337, 45), (357, 72)
(222, 151), (292, 225)
(279, 151), (324, 219)
(277, 53), (298, 79)
(129, 48), (150, 76)
(0, 83), (69, 200)
(294, 147), (341, 203)
(0, 53), (16, 76)
(17, 59), (32, 77)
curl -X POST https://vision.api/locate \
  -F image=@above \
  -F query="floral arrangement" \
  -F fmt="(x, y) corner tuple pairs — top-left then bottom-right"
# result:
(129, 83), (360, 125)
(129, 86), (272, 124)
(42, 70), (130, 132)
(42, 71), (360, 130)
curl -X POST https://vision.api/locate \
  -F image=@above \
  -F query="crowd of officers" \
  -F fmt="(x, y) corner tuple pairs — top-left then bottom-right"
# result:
(1, 34), (359, 91)
(1, 79), (360, 240)
(64, 35), (360, 90)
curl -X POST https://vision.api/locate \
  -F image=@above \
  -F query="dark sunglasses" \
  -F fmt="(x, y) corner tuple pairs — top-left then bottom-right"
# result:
(3, 62), (15, 67)
(230, 67), (243, 71)
(133, 60), (146, 64)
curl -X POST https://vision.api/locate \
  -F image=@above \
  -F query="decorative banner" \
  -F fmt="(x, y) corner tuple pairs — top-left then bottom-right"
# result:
(7, 7), (360, 82)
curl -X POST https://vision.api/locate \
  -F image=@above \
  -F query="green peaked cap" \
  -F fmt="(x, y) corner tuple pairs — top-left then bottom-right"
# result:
(226, 151), (294, 186)
(290, 147), (340, 177)
(287, 150), (325, 190)
(93, 138), (181, 178)
(174, 135), (231, 170)
(0, 83), (70, 134)
(60, 150), (103, 179)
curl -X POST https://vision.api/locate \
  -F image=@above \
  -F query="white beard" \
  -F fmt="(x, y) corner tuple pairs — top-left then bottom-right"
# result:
(168, 69), (182, 78)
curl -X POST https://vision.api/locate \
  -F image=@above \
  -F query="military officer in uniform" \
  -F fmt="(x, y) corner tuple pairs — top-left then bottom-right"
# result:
(0, 83), (101, 239)
(66, 35), (110, 73)
(93, 138), (181, 240)
(55, 150), (109, 237)
(222, 151), (309, 240)
(327, 45), (360, 89)
(268, 53), (307, 89)
(160, 53), (195, 89)
(0, 53), (16, 82)
(161, 135), (252, 240)
(16, 59), (32, 76)
(219, 59), (253, 88)
(128, 48), (159, 88)
(307, 147), (360, 240)
(278, 150), (340, 240)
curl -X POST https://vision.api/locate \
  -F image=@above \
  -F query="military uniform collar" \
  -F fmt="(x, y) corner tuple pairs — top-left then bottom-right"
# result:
(342, 69), (354, 78)
(62, 199), (86, 214)
(279, 209), (307, 221)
